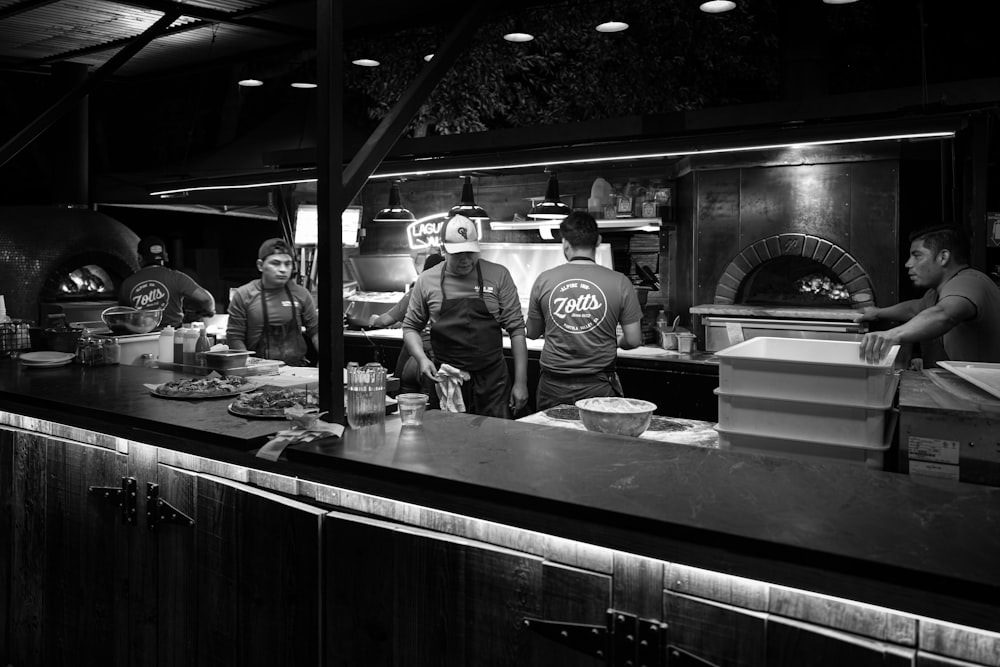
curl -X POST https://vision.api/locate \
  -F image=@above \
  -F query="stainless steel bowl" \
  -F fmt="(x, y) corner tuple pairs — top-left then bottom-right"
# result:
(575, 397), (657, 438)
(101, 306), (163, 334)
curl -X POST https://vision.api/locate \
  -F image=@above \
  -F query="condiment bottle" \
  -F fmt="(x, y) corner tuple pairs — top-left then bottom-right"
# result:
(182, 327), (199, 366)
(194, 327), (210, 367)
(158, 325), (175, 364)
(173, 326), (185, 364)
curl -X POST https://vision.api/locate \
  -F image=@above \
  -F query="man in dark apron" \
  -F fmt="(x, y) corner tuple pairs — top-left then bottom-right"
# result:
(401, 215), (529, 418)
(226, 238), (320, 366)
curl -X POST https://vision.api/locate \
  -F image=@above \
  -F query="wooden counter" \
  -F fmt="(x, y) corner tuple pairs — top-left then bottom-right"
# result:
(1, 360), (999, 665)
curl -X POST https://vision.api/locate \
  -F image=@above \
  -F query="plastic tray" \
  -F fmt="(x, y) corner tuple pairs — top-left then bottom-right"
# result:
(715, 409), (897, 469)
(715, 373), (897, 447)
(714, 337), (899, 405)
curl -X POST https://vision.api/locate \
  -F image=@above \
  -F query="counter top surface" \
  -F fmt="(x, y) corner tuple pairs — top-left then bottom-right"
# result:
(690, 304), (864, 320)
(1, 360), (998, 627)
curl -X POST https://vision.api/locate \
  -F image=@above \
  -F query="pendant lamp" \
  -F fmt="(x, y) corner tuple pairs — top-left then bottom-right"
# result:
(373, 181), (416, 223)
(448, 176), (489, 224)
(528, 172), (572, 220)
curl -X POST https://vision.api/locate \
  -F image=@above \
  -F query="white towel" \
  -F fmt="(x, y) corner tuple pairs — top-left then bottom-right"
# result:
(435, 363), (470, 413)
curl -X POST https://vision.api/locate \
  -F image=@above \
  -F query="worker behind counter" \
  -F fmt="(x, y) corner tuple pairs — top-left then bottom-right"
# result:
(119, 236), (216, 328)
(859, 225), (1000, 365)
(401, 214), (529, 418)
(226, 238), (319, 367)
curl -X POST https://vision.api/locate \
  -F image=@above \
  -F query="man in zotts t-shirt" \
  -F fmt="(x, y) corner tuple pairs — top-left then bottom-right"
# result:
(527, 211), (644, 412)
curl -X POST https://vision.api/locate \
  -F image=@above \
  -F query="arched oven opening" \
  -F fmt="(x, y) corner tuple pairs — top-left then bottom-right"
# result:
(737, 256), (851, 308)
(692, 233), (877, 351)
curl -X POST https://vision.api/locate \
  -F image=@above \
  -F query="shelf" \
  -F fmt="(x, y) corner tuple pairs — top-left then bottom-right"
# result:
(490, 218), (660, 239)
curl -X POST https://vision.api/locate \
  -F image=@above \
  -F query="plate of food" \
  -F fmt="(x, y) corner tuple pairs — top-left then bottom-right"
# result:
(228, 386), (320, 418)
(150, 375), (255, 399)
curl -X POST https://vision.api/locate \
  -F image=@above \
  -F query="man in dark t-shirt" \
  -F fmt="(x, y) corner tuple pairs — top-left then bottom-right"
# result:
(119, 236), (215, 328)
(527, 212), (643, 412)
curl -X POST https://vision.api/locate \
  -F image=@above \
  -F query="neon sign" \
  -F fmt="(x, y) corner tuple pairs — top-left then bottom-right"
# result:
(406, 213), (482, 250)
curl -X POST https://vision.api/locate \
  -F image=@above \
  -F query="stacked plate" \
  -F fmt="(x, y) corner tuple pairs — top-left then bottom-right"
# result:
(19, 351), (76, 368)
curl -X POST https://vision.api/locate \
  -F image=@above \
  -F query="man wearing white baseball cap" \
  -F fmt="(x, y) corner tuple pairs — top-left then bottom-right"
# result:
(402, 214), (529, 418)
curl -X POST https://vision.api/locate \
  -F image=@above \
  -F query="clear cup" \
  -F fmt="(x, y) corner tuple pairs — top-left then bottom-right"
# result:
(677, 333), (697, 354)
(397, 392), (429, 426)
(346, 365), (387, 429)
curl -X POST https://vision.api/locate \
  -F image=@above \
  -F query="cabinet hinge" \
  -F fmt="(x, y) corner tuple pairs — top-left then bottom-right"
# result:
(145, 482), (194, 530)
(88, 476), (137, 525)
(523, 609), (669, 667)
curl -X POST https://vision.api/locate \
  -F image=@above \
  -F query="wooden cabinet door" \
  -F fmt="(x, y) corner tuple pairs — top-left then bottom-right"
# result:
(324, 512), (612, 667)
(4, 430), (129, 667)
(153, 466), (326, 667)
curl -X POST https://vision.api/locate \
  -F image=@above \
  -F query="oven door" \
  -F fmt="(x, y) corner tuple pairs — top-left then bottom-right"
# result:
(703, 316), (867, 352)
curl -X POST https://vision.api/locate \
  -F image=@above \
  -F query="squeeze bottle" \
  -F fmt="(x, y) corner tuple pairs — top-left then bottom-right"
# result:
(174, 326), (185, 364)
(158, 325), (175, 364)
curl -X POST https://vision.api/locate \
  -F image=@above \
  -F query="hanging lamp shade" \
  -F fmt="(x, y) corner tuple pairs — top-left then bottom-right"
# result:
(528, 172), (572, 220)
(373, 182), (416, 223)
(448, 176), (489, 223)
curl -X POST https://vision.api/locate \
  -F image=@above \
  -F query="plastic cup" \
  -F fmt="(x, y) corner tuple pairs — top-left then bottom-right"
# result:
(677, 333), (697, 354)
(397, 392), (429, 426)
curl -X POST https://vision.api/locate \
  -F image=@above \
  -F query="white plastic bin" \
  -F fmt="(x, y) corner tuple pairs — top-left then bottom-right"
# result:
(714, 337), (899, 405)
(715, 372), (898, 447)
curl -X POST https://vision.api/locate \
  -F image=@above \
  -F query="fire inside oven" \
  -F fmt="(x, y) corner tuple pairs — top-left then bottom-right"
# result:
(39, 252), (131, 324)
(737, 256), (851, 308)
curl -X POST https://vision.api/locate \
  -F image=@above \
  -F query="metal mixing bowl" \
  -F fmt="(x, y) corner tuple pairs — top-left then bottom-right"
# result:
(101, 306), (163, 334)
(575, 397), (657, 438)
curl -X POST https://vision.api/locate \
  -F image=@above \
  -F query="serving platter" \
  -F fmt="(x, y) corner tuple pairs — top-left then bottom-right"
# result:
(150, 377), (255, 400)
(20, 351), (75, 364)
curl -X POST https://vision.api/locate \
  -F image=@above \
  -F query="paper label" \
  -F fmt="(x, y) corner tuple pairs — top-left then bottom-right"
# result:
(909, 460), (960, 481)
(908, 436), (960, 464)
(725, 322), (745, 345)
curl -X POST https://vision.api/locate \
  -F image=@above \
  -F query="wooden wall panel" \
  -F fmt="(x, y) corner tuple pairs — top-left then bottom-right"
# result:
(918, 619), (1000, 667)
(613, 551), (665, 619)
(0, 430), (12, 665)
(664, 591), (767, 667)
(10, 432), (45, 666)
(667, 562), (769, 611)
(767, 616), (915, 667)
(157, 465), (199, 667)
(537, 562), (610, 666)
(768, 585), (916, 646)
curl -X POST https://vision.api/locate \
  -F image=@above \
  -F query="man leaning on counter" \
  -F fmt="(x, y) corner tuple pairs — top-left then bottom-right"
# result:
(401, 214), (529, 418)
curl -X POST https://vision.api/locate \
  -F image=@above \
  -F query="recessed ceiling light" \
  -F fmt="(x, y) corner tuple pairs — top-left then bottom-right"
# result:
(700, 0), (736, 12)
(290, 82), (317, 89)
(238, 78), (263, 87)
(423, 54), (434, 62)
(596, 21), (629, 33)
(352, 58), (380, 67)
(503, 32), (534, 43)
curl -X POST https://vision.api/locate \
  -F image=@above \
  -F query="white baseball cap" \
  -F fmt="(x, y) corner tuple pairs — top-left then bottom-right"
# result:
(441, 214), (480, 253)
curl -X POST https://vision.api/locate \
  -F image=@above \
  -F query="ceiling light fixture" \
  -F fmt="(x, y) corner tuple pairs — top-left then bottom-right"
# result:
(352, 58), (380, 67)
(372, 181), (416, 223)
(423, 54), (434, 62)
(700, 1), (736, 13)
(822, 0), (858, 4)
(528, 172), (572, 220)
(238, 78), (264, 87)
(596, 20), (629, 33)
(290, 81), (317, 89)
(448, 176), (490, 224)
(503, 32), (534, 42)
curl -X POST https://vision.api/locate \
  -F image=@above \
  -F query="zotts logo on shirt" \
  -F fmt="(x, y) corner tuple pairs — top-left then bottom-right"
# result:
(128, 279), (169, 309)
(548, 279), (607, 333)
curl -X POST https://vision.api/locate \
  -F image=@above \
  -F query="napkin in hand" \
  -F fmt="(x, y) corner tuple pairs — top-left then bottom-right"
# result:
(435, 363), (470, 413)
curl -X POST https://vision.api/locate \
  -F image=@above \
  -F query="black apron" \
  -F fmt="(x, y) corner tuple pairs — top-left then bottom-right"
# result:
(430, 263), (502, 371)
(430, 263), (510, 418)
(255, 282), (308, 366)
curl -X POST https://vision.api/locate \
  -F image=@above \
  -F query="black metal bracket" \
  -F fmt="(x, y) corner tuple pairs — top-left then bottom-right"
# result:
(523, 609), (668, 667)
(145, 482), (194, 530)
(88, 476), (137, 525)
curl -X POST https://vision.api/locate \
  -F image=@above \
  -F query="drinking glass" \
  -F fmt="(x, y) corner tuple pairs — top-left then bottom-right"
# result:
(396, 392), (429, 426)
(346, 365), (387, 428)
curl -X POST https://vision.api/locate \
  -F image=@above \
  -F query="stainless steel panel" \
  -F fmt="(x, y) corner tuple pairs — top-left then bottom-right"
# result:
(702, 316), (866, 352)
(347, 255), (418, 292)
(478, 242), (613, 308)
